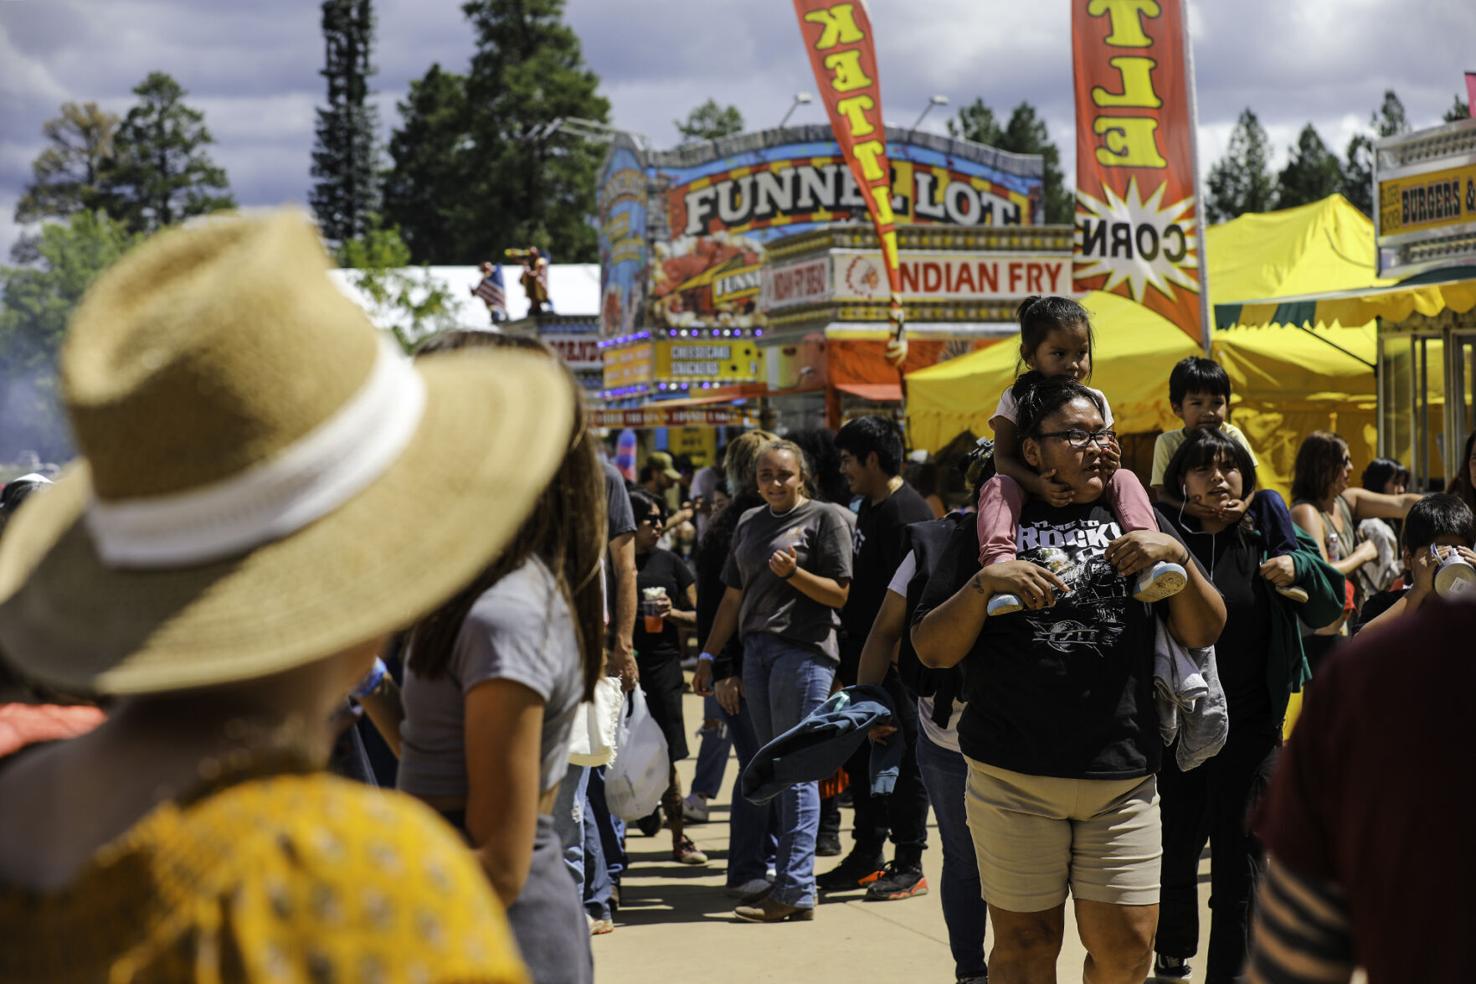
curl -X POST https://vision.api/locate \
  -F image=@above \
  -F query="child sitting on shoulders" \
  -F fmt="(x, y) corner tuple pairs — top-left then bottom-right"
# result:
(1151, 356), (1307, 602)
(976, 295), (1185, 615)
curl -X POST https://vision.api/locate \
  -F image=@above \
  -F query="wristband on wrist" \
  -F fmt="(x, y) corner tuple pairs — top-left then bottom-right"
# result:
(697, 651), (715, 663)
(351, 657), (388, 700)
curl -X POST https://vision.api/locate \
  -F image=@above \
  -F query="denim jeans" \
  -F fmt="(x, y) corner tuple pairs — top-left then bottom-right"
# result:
(691, 694), (733, 799)
(722, 697), (778, 886)
(916, 730), (989, 980)
(552, 763), (615, 921)
(741, 633), (835, 908)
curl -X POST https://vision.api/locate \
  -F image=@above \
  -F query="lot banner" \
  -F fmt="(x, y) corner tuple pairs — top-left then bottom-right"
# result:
(792, 0), (905, 348)
(1072, 0), (1207, 349)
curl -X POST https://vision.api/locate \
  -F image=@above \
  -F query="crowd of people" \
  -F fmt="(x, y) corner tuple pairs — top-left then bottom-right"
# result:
(0, 214), (1474, 983)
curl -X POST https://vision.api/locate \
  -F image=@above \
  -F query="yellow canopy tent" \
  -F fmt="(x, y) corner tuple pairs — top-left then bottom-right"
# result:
(907, 195), (1387, 496)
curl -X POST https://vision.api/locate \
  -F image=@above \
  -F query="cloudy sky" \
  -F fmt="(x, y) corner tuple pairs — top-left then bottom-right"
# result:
(2, 0), (1472, 259)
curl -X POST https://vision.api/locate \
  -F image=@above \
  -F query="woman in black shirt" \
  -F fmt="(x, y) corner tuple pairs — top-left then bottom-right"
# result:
(628, 489), (705, 865)
(1153, 428), (1343, 983)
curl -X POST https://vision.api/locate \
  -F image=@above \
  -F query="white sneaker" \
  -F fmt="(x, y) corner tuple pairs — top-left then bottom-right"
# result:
(681, 793), (710, 823)
(1134, 561), (1186, 602)
(726, 877), (773, 899)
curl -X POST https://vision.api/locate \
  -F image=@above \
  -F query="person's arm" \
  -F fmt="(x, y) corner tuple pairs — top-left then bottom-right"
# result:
(857, 590), (907, 687)
(992, 417), (1070, 505)
(693, 586), (743, 700)
(1290, 503), (1329, 562)
(355, 676), (404, 759)
(1103, 528), (1226, 649)
(1343, 486), (1423, 521)
(768, 544), (850, 608)
(463, 679), (545, 908)
(609, 531), (638, 689)
(1247, 858), (1355, 984)
(662, 582), (698, 628)
(913, 561), (1069, 668)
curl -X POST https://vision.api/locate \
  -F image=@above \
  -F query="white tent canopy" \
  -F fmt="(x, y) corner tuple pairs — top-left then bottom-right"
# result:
(328, 263), (601, 333)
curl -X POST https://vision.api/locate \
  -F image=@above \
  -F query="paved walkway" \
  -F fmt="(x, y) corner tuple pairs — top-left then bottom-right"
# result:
(594, 690), (1214, 983)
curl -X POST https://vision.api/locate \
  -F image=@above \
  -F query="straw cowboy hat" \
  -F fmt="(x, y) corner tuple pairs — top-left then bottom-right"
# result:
(0, 210), (575, 696)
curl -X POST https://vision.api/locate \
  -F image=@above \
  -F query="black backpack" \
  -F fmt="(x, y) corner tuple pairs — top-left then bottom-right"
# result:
(896, 514), (980, 727)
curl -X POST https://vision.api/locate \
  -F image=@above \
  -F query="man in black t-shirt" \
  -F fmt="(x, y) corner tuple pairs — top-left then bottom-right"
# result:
(912, 378), (1225, 984)
(818, 416), (937, 901)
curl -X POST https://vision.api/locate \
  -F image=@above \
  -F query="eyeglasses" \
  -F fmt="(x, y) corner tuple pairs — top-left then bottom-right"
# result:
(1037, 428), (1117, 450)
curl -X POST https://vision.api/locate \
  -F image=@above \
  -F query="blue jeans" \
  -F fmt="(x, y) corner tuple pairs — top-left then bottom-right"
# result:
(586, 766), (626, 891)
(691, 694), (733, 799)
(916, 730), (989, 980)
(722, 698), (778, 886)
(741, 633), (835, 908)
(552, 763), (614, 921)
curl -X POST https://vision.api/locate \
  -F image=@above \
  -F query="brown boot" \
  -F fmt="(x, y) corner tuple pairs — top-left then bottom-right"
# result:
(733, 897), (815, 923)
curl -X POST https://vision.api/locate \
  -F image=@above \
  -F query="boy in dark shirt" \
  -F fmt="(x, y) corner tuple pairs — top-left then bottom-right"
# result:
(1356, 492), (1475, 633)
(822, 416), (936, 900)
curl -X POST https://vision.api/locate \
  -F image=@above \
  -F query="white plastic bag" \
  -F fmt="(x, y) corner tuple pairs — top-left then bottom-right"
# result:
(603, 687), (670, 821)
(567, 675), (625, 768)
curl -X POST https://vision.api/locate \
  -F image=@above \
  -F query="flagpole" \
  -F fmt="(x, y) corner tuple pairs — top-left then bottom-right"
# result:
(1182, 2), (1213, 357)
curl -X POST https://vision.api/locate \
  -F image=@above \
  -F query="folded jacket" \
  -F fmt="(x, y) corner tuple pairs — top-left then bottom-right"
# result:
(740, 685), (899, 805)
(1152, 618), (1228, 772)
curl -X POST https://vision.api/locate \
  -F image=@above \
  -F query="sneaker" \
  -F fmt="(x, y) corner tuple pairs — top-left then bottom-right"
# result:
(635, 808), (662, 838)
(816, 849), (886, 892)
(1150, 953), (1191, 981)
(587, 914), (615, 936)
(674, 836), (708, 865)
(864, 861), (929, 901)
(1134, 560), (1187, 602)
(726, 877), (773, 899)
(815, 830), (842, 856)
(986, 593), (1023, 616)
(681, 793), (710, 823)
(1275, 583), (1309, 604)
(733, 897), (815, 923)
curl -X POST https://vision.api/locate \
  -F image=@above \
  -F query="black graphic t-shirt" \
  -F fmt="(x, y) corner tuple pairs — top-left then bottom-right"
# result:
(842, 482), (936, 643)
(946, 500), (1189, 780)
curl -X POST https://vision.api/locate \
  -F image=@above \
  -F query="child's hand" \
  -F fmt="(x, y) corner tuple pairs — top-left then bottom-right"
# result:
(1098, 442), (1122, 475)
(1036, 469), (1074, 507)
(1215, 497), (1249, 523)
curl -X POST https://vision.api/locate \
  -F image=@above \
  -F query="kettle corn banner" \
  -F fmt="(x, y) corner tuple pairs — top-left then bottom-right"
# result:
(792, 0), (906, 353)
(1072, 0), (1208, 349)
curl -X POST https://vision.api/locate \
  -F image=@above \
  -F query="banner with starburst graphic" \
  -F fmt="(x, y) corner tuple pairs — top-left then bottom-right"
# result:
(1071, 0), (1207, 349)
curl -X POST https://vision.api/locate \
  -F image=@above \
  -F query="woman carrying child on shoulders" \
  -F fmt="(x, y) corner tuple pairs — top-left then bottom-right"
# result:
(978, 296), (1184, 614)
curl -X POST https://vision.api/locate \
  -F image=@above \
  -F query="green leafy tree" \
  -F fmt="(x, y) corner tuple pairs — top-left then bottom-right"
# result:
(675, 99), (744, 142)
(1205, 108), (1276, 222)
(310, 0), (381, 245)
(460, 0), (611, 262)
(1342, 90), (1410, 215)
(15, 102), (119, 227)
(949, 99), (1070, 223)
(99, 72), (235, 235)
(336, 217), (457, 351)
(0, 211), (139, 461)
(1276, 123), (1343, 209)
(383, 65), (473, 263)
(1444, 94), (1471, 124)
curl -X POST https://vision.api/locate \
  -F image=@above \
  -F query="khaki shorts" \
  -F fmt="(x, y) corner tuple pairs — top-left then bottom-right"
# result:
(964, 758), (1161, 912)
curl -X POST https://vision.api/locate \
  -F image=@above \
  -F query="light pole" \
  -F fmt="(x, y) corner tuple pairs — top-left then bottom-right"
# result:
(911, 94), (949, 131)
(779, 92), (813, 128)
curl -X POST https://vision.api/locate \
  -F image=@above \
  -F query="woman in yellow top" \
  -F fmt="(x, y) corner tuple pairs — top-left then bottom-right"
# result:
(0, 212), (575, 983)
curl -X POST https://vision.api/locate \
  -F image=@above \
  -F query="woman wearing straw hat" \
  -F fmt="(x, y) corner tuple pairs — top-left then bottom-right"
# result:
(0, 211), (574, 983)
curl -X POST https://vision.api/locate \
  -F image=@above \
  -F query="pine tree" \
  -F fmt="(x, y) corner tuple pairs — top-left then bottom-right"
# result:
(1205, 108), (1276, 222)
(15, 102), (119, 226)
(460, 0), (610, 263)
(675, 100), (744, 142)
(98, 72), (234, 235)
(1276, 124), (1343, 209)
(310, 0), (381, 245)
(1444, 94), (1470, 124)
(383, 65), (472, 263)
(948, 99), (1071, 224)
(1342, 90), (1410, 215)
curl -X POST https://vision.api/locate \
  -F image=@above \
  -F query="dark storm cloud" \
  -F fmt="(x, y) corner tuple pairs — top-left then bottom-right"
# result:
(2, 0), (1474, 257)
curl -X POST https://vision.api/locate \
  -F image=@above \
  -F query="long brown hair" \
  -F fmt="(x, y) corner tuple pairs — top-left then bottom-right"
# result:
(407, 330), (606, 699)
(1290, 431), (1348, 504)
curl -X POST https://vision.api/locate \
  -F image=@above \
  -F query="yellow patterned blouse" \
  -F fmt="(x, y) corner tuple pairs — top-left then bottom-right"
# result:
(0, 773), (529, 984)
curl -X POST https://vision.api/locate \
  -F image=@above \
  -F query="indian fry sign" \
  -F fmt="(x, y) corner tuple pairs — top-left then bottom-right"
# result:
(1072, 0), (1206, 348)
(793, 1), (902, 315)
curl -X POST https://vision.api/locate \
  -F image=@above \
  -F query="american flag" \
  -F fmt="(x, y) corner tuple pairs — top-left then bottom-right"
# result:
(473, 265), (508, 321)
